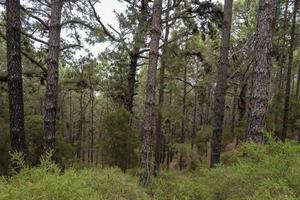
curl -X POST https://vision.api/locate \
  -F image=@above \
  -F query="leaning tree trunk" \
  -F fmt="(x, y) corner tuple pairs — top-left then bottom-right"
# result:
(139, 0), (163, 186)
(44, 0), (63, 152)
(210, 0), (233, 167)
(124, 0), (148, 112)
(247, 0), (277, 142)
(281, 0), (298, 141)
(6, 0), (27, 154)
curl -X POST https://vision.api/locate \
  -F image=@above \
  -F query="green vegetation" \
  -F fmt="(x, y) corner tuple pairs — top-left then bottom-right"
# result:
(1, 138), (299, 200)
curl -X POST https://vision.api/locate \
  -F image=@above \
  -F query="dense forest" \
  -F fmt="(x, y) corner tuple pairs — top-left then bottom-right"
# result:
(0, 0), (300, 199)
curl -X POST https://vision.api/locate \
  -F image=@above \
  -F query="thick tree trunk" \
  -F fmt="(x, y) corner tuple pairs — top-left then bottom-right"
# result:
(6, 0), (27, 154)
(154, 0), (172, 173)
(247, 0), (276, 142)
(124, 0), (148, 112)
(139, 0), (163, 186)
(210, 0), (233, 167)
(44, 0), (63, 152)
(281, 0), (298, 141)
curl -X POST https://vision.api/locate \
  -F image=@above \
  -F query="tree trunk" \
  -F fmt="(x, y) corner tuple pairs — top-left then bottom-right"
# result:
(90, 88), (94, 164)
(281, 0), (298, 141)
(179, 64), (187, 170)
(154, 0), (172, 173)
(139, 0), (163, 186)
(6, 0), (27, 154)
(76, 90), (83, 160)
(44, 0), (63, 152)
(231, 84), (238, 135)
(210, 0), (233, 167)
(274, 0), (289, 134)
(247, 0), (277, 142)
(297, 64), (300, 98)
(124, 0), (149, 112)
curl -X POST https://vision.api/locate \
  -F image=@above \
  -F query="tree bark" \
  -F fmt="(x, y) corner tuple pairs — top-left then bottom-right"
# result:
(139, 0), (163, 186)
(124, 0), (149, 112)
(281, 0), (298, 141)
(44, 0), (63, 152)
(6, 0), (27, 154)
(210, 0), (233, 167)
(247, 0), (277, 142)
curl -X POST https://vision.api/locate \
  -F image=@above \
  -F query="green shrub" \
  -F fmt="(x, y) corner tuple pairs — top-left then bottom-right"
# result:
(0, 154), (150, 200)
(151, 137), (300, 200)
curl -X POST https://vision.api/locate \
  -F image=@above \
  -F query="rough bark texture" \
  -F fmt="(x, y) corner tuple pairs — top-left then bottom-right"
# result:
(210, 0), (233, 167)
(139, 0), (163, 186)
(281, 0), (298, 141)
(6, 0), (27, 153)
(124, 0), (148, 112)
(247, 0), (276, 143)
(44, 0), (63, 152)
(154, 0), (172, 173)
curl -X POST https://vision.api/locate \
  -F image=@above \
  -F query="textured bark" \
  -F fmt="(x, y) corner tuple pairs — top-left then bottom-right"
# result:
(124, 0), (149, 112)
(210, 0), (233, 167)
(247, 0), (276, 142)
(6, 0), (27, 153)
(44, 0), (63, 152)
(139, 0), (163, 186)
(154, 0), (172, 173)
(281, 0), (298, 141)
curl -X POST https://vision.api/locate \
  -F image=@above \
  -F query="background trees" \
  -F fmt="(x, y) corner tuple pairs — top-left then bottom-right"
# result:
(0, 0), (300, 188)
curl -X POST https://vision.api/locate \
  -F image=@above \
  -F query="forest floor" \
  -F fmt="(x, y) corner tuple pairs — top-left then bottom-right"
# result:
(1, 137), (300, 200)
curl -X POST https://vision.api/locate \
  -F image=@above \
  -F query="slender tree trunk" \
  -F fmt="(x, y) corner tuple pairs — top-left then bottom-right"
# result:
(179, 64), (187, 170)
(297, 64), (300, 98)
(154, 0), (172, 173)
(274, 0), (289, 133)
(210, 0), (233, 167)
(90, 88), (94, 164)
(192, 91), (197, 148)
(6, 0), (27, 154)
(281, 0), (298, 141)
(139, 0), (163, 186)
(231, 84), (238, 135)
(124, 0), (149, 112)
(76, 90), (83, 159)
(247, 0), (277, 142)
(44, 0), (63, 152)
(68, 91), (73, 144)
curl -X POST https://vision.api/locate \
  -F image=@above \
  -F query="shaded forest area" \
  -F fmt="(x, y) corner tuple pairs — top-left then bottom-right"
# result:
(0, 0), (300, 199)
